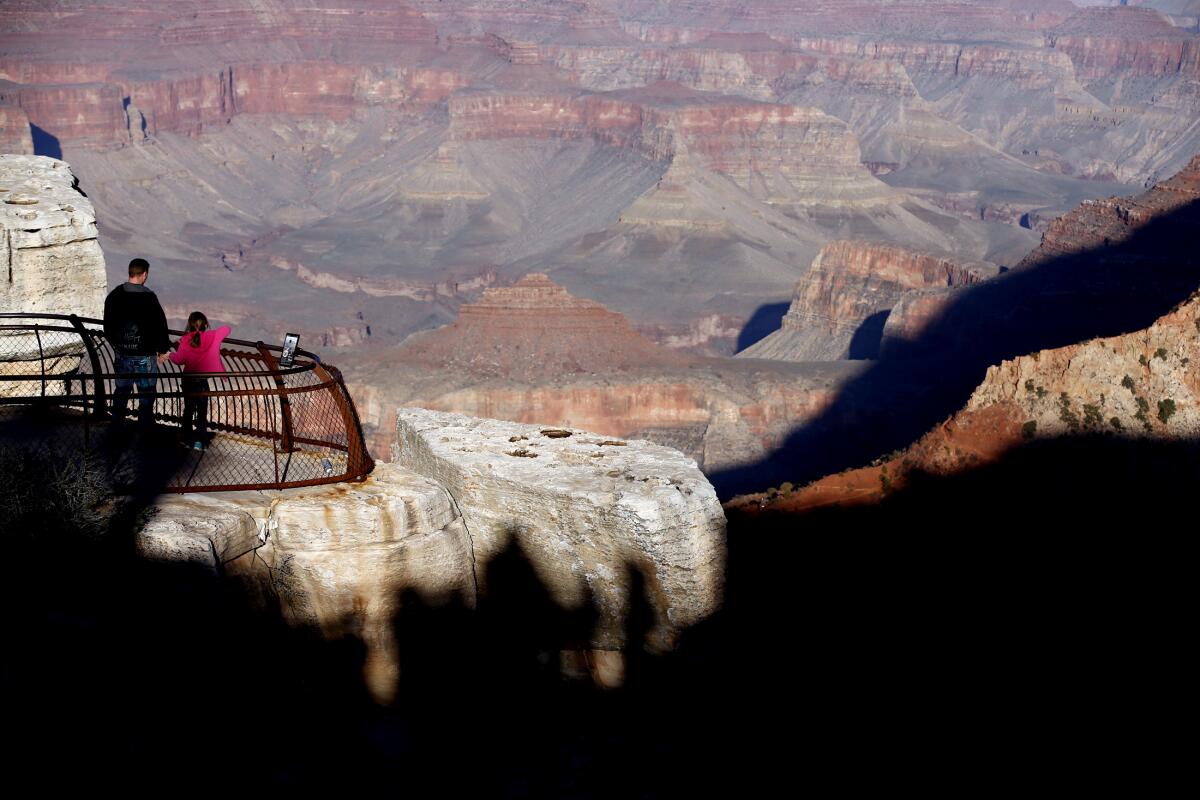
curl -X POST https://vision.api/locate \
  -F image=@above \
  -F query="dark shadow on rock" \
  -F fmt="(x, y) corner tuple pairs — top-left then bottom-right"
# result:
(735, 302), (790, 353)
(3, 432), (1190, 791)
(847, 309), (890, 359)
(711, 198), (1200, 496)
(30, 123), (62, 160)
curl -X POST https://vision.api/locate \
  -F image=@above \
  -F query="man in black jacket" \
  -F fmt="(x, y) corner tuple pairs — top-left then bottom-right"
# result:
(103, 258), (170, 426)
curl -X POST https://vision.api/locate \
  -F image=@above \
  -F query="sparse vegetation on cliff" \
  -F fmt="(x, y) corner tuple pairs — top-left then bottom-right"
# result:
(1058, 393), (1081, 432)
(0, 443), (147, 542)
(1158, 398), (1177, 424)
(1134, 396), (1153, 432)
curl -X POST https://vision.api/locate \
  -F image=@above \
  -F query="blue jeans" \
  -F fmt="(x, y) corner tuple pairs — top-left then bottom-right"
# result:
(113, 353), (158, 425)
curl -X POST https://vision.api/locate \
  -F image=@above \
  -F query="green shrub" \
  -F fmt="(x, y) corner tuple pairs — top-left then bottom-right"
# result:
(1058, 393), (1080, 432)
(1133, 396), (1153, 432)
(1121, 375), (1136, 392)
(1022, 420), (1037, 440)
(1158, 398), (1177, 424)
(1109, 417), (1124, 432)
(1155, 348), (1169, 361)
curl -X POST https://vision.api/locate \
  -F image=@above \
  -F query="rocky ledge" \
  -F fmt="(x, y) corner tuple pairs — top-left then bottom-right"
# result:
(139, 408), (726, 698)
(393, 408), (726, 655)
(0, 154), (105, 318)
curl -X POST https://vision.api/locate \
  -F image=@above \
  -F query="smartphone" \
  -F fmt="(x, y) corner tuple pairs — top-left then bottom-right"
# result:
(280, 332), (300, 368)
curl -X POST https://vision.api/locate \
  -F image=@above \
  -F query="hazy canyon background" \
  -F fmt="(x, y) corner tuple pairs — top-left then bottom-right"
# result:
(3, 0), (1199, 493)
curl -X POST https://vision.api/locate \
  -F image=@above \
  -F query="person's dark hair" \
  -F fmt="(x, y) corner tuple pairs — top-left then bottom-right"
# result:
(128, 258), (149, 278)
(186, 311), (208, 348)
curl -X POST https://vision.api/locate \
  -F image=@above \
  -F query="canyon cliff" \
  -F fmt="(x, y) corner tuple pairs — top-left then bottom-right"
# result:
(737, 240), (999, 361)
(736, 286), (1200, 514)
(728, 153), (1200, 510)
(340, 273), (864, 485)
(6, 1), (1193, 351)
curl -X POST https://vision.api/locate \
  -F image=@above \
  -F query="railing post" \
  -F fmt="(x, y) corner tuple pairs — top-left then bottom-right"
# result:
(34, 325), (46, 398)
(256, 342), (296, 453)
(313, 362), (375, 481)
(68, 314), (107, 418)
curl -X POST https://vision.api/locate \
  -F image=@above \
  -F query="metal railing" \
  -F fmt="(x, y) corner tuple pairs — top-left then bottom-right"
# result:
(0, 313), (374, 492)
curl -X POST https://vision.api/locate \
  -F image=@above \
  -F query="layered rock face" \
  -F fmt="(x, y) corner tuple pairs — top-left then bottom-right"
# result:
(346, 270), (861, 483)
(1047, 7), (1200, 80)
(0, 155), (106, 318)
(1017, 154), (1200, 269)
(397, 273), (693, 380)
(448, 83), (888, 204)
(0, 101), (32, 154)
(738, 287), (1200, 514)
(738, 241), (998, 361)
(866, 155), (1200, 354)
(393, 407), (726, 655)
(3, 1), (1196, 379)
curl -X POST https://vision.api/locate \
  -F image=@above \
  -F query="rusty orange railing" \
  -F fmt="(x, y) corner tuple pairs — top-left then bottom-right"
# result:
(0, 313), (374, 492)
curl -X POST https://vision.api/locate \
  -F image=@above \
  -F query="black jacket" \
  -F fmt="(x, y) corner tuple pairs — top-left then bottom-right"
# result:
(103, 283), (170, 356)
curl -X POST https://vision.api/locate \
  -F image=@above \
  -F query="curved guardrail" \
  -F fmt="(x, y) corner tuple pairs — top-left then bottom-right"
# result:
(0, 312), (374, 492)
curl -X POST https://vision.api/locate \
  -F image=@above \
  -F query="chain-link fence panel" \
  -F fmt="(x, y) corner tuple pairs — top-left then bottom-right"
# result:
(0, 313), (374, 493)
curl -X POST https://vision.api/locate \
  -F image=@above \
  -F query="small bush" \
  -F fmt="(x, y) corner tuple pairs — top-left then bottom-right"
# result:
(1138, 354), (1149, 367)
(1024, 379), (1035, 393)
(1058, 393), (1080, 432)
(1110, 417), (1124, 432)
(1121, 375), (1136, 392)
(1158, 398), (1177, 424)
(1082, 404), (1103, 427)
(0, 443), (138, 543)
(1133, 396), (1153, 432)
(1022, 420), (1037, 440)
(1155, 348), (1169, 361)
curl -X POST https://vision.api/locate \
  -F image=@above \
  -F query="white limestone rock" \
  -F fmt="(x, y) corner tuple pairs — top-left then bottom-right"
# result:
(0, 154), (106, 318)
(393, 407), (726, 652)
(137, 495), (261, 573)
(138, 464), (476, 703)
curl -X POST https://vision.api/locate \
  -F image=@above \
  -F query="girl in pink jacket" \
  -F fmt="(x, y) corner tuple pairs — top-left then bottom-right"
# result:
(170, 311), (230, 450)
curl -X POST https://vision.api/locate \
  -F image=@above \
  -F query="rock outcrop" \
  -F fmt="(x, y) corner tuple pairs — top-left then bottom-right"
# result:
(0, 154), (105, 318)
(397, 272), (693, 380)
(1017, 154), (1200, 269)
(738, 241), (998, 361)
(393, 408), (726, 656)
(138, 464), (477, 703)
(139, 410), (727, 697)
(0, 100), (32, 154)
(734, 287), (1200, 515)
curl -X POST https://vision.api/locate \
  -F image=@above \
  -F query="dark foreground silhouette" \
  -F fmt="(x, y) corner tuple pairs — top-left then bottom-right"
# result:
(2, 430), (1188, 793)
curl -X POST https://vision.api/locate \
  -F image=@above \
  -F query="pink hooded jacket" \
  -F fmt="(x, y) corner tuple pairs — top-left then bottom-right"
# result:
(169, 325), (230, 374)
